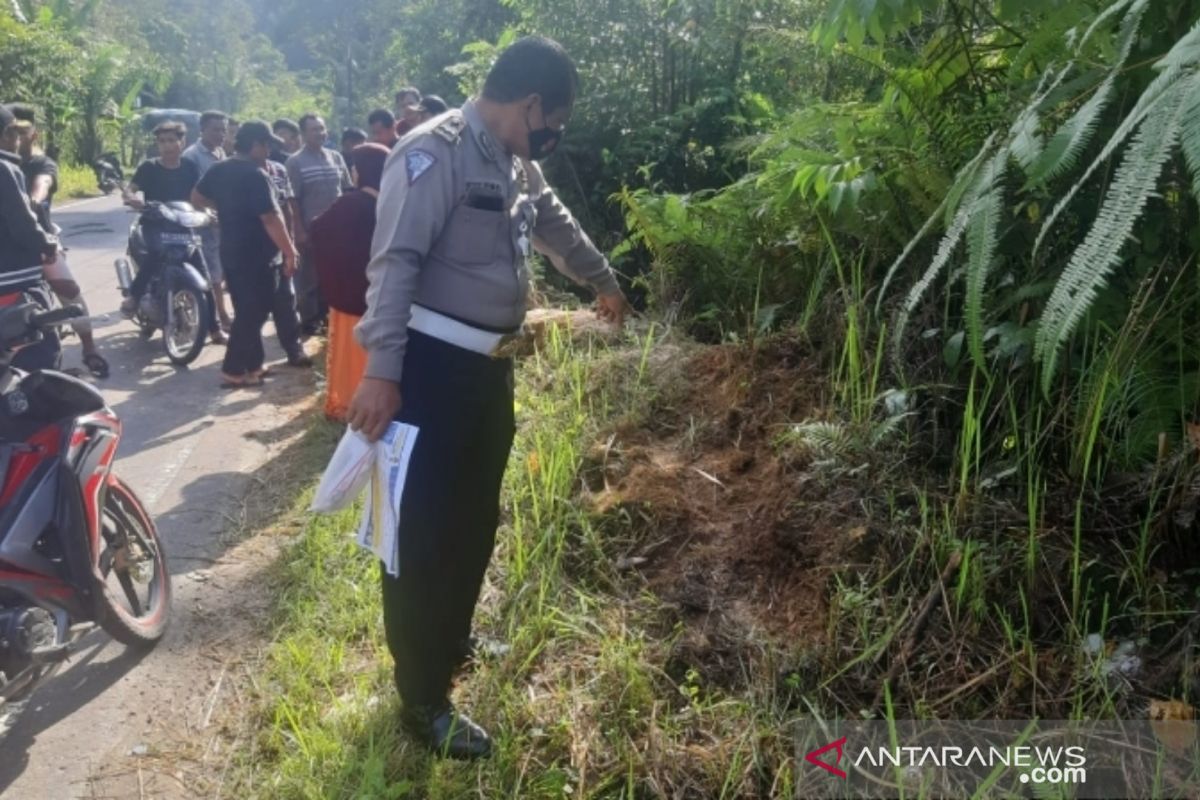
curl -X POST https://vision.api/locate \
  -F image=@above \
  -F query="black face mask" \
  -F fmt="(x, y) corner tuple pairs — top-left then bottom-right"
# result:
(525, 107), (563, 161)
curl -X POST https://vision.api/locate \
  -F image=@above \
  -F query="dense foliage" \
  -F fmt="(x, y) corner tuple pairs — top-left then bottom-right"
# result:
(2, 0), (321, 162)
(9, 0), (1200, 789)
(621, 1), (1200, 487)
(6, 0), (1196, 580)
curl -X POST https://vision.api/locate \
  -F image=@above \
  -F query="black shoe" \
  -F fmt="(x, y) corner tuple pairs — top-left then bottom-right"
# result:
(400, 703), (492, 760)
(286, 353), (313, 368)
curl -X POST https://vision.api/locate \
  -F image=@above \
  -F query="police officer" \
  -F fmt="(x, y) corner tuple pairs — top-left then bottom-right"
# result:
(349, 36), (630, 760)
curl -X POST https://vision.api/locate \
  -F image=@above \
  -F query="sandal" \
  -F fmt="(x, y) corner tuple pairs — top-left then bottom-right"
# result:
(83, 352), (110, 379)
(220, 372), (264, 390)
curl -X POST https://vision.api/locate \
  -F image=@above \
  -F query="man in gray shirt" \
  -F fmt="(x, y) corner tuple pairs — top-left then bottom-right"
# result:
(347, 36), (630, 761)
(182, 110), (231, 332)
(286, 114), (351, 334)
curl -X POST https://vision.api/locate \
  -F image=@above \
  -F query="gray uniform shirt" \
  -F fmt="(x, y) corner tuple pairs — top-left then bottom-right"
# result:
(356, 99), (620, 384)
(286, 147), (352, 226)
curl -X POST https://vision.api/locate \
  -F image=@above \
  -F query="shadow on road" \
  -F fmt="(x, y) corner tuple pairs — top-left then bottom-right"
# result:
(0, 382), (324, 797)
(0, 635), (152, 793)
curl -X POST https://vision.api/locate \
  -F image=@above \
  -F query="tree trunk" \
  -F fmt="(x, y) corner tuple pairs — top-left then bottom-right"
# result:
(9, 0), (28, 23)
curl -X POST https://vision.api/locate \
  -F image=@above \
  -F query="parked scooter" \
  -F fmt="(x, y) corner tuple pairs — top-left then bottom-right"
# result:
(92, 153), (124, 195)
(114, 202), (213, 366)
(0, 298), (171, 736)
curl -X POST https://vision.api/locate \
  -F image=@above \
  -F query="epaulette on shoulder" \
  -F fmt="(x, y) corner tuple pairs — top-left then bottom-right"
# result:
(432, 112), (467, 145)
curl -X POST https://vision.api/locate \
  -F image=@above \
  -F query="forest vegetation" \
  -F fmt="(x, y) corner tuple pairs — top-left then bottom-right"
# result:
(6, 0), (1200, 795)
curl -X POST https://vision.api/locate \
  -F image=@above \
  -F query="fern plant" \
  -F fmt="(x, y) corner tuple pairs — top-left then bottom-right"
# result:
(879, 0), (1200, 397)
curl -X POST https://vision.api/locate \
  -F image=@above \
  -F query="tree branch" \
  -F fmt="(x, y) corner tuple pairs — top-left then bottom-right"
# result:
(949, 0), (989, 110)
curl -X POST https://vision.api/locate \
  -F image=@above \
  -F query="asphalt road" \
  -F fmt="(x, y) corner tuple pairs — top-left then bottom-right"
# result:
(0, 194), (317, 799)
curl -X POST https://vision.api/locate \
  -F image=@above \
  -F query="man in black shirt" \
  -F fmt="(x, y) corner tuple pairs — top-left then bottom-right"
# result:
(366, 109), (399, 148)
(6, 105), (58, 230)
(6, 103), (108, 377)
(121, 122), (222, 343)
(193, 121), (299, 387)
(341, 127), (367, 171)
(0, 104), (60, 370)
(270, 119), (301, 165)
(123, 122), (200, 209)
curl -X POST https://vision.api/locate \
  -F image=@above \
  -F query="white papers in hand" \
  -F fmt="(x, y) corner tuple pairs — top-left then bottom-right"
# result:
(310, 427), (376, 513)
(356, 421), (419, 576)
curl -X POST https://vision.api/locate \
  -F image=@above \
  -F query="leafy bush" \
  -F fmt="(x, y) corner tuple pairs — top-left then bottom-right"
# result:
(621, 0), (1200, 480)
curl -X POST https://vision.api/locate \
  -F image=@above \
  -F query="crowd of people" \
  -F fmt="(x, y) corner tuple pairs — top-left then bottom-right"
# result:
(0, 86), (447, 413)
(114, 87), (451, 402)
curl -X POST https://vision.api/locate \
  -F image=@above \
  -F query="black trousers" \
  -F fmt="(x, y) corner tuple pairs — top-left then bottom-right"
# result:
(381, 330), (515, 710)
(296, 249), (327, 331)
(223, 261), (303, 375)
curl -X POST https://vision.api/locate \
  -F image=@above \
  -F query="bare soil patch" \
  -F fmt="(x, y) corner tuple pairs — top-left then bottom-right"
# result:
(583, 335), (873, 683)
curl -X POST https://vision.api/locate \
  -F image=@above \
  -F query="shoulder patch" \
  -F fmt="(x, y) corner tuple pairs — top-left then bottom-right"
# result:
(432, 112), (467, 144)
(405, 149), (437, 185)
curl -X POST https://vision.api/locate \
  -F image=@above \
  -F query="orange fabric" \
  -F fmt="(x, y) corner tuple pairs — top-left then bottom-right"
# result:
(324, 308), (367, 421)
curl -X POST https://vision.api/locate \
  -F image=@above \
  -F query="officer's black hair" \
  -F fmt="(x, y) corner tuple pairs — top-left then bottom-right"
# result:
(297, 114), (324, 134)
(342, 127), (367, 144)
(199, 110), (228, 128)
(367, 108), (395, 128)
(394, 87), (421, 105)
(272, 118), (300, 136)
(482, 36), (578, 114)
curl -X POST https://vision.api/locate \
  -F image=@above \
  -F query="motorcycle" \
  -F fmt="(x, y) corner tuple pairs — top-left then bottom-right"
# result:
(0, 297), (171, 734)
(114, 201), (212, 367)
(92, 153), (124, 196)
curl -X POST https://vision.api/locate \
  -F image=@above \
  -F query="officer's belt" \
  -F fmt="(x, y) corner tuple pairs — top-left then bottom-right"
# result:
(408, 304), (527, 359)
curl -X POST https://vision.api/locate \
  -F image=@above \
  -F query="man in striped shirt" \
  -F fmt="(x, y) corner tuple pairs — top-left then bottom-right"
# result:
(286, 114), (351, 335)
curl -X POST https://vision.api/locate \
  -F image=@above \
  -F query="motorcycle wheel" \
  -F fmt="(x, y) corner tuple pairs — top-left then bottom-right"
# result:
(93, 477), (172, 648)
(162, 286), (207, 366)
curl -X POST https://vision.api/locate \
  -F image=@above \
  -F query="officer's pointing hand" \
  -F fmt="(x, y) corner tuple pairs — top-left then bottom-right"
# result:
(347, 377), (403, 443)
(595, 291), (632, 328)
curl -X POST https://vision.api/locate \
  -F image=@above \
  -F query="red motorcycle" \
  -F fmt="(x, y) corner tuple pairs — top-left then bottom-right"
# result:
(0, 296), (171, 732)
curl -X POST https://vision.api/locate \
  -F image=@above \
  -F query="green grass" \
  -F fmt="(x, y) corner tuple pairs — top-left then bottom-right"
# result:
(217, 324), (797, 799)
(212, 315), (1200, 799)
(56, 162), (102, 200)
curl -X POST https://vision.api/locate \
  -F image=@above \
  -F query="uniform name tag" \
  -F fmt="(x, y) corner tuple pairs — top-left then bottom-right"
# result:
(406, 150), (437, 185)
(466, 180), (504, 195)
